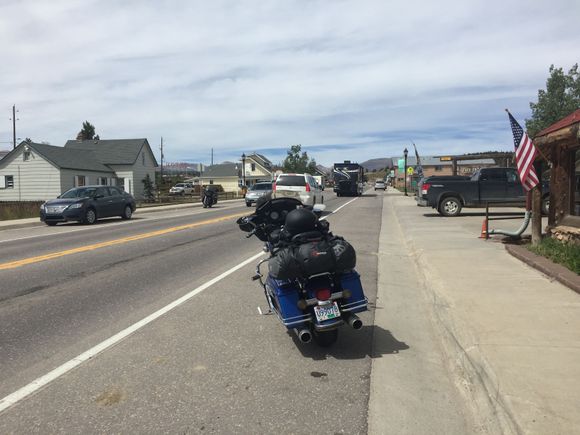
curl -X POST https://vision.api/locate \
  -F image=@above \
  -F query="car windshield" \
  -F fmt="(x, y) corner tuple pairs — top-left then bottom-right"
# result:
(276, 176), (305, 186)
(60, 187), (98, 198)
(251, 183), (272, 191)
(174, 184), (185, 187)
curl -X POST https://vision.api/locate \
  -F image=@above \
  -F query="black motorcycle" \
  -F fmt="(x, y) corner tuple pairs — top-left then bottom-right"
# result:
(202, 187), (218, 208)
(237, 198), (368, 347)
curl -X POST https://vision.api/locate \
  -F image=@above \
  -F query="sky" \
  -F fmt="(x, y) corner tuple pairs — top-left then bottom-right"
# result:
(0, 0), (579, 167)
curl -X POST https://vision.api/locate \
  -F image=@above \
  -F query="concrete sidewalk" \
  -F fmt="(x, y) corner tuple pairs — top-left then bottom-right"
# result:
(378, 190), (580, 434)
(0, 198), (244, 231)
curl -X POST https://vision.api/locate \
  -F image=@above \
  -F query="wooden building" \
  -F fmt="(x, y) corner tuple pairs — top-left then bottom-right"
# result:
(534, 109), (580, 243)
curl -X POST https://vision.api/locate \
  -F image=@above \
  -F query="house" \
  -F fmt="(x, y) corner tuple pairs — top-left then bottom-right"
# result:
(0, 139), (158, 201)
(199, 153), (273, 192)
(0, 150), (9, 161)
(534, 109), (580, 243)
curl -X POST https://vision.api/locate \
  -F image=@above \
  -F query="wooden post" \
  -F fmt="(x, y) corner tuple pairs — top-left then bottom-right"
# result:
(531, 160), (543, 245)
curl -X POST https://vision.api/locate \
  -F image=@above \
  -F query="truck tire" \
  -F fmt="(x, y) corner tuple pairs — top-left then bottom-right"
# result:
(541, 196), (549, 216)
(438, 196), (462, 217)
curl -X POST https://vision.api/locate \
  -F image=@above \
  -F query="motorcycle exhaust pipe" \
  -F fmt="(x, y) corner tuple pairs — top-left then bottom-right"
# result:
(346, 313), (363, 330)
(294, 328), (312, 343)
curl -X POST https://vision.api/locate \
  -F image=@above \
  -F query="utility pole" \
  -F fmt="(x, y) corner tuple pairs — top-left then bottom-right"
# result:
(160, 137), (164, 177)
(211, 148), (213, 166)
(10, 105), (19, 149)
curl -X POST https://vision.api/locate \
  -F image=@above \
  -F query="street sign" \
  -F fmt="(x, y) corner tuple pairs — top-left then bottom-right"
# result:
(407, 167), (414, 175)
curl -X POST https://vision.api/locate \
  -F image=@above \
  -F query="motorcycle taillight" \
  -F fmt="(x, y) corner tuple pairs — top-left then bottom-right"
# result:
(315, 288), (331, 301)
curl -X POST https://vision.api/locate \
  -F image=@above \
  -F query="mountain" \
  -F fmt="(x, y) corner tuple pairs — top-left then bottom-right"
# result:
(360, 158), (393, 171)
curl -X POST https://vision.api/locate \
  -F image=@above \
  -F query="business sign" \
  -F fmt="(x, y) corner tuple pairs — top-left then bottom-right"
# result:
(398, 159), (405, 170)
(439, 156), (452, 161)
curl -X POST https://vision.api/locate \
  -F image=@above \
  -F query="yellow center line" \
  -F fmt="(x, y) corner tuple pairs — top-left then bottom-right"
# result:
(0, 211), (248, 271)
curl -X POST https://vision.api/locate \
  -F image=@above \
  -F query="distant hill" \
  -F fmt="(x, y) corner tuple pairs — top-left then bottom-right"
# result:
(360, 158), (393, 171)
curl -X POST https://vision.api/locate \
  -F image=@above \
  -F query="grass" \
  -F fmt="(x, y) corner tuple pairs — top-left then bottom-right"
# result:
(0, 201), (43, 220)
(527, 237), (580, 275)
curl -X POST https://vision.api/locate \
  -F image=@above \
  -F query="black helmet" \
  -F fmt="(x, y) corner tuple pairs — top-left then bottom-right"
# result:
(284, 208), (318, 236)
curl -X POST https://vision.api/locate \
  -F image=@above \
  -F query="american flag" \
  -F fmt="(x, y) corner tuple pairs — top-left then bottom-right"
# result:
(508, 112), (539, 191)
(413, 143), (423, 177)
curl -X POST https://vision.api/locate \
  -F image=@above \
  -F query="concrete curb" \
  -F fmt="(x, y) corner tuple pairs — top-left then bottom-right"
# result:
(505, 244), (580, 295)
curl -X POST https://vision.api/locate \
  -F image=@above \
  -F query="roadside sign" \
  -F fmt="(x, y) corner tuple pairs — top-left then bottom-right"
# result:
(398, 159), (405, 170)
(407, 167), (414, 175)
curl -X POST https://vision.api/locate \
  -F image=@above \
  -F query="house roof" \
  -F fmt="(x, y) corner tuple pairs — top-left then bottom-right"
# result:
(535, 109), (580, 138)
(25, 142), (114, 172)
(64, 139), (158, 166)
(248, 153), (272, 167)
(200, 163), (239, 178)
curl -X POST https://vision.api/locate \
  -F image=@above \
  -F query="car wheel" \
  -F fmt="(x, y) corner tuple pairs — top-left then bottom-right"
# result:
(121, 205), (133, 220)
(438, 197), (462, 217)
(83, 208), (97, 225)
(46, 221), (57, 226)
(246, 202), (252, 207)
(321, 195), (324, 204)
(541, 196), (549, 216)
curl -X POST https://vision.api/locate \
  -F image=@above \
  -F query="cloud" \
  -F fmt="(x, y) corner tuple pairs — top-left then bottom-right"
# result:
(0, 0), (578, 165)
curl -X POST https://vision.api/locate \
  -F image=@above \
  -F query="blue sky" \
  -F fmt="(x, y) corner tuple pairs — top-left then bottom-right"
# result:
(1, 0), (578, 166)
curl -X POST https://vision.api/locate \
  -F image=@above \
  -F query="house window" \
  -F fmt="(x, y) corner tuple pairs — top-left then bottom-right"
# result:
(75, 175), (86, 187)
(209, 180), (214, 185)
(435, 166), (443, 171)
(0, 175), (14, 189)
(23, 149), (31, 161)
(251, 163), (256, 171)
(97, 177), (108, 185)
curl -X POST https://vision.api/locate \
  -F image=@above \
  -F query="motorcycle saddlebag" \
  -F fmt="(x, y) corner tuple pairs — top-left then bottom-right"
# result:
(338, 271), (367, 314)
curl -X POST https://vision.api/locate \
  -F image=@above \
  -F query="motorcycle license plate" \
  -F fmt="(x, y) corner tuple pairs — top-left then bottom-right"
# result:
(314, 302), (340, 322)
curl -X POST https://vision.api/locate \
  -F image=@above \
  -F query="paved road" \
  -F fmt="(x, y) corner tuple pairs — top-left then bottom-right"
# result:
(0, 191), (476, 433)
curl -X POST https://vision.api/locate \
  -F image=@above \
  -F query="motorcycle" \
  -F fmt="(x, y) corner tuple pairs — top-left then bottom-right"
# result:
(237, 197), (368, 347)
(202, 188), (218, 208)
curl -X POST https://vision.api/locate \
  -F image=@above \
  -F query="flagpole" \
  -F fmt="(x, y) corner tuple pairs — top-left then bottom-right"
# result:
(505, 109), (550, 162)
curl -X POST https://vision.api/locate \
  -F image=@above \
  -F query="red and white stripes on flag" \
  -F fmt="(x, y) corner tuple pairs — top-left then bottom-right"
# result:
(508, 112), (539, 191)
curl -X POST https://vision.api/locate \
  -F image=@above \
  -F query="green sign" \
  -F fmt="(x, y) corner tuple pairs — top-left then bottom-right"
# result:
(398, 159), (405, 170)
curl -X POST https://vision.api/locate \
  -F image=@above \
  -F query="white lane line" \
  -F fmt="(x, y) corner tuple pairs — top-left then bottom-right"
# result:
(0, 194), (361, 414)
(0, 251), (264, 414)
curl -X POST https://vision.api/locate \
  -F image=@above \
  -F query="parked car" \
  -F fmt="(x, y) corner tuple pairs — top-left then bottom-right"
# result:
(40, 186), (136, 226)
(374, 180), (386, 191)
(272, 173), (324, 206)
(245, 182), (273, 207)
(169, 183), (194, 195)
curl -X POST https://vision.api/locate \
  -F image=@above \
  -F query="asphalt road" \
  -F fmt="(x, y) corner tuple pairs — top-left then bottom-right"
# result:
(0, 191), (385, 433)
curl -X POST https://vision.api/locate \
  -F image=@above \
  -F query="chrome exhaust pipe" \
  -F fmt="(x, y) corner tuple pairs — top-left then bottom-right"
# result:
(294, 328), (312, 343)
(346, 313), (363, 330)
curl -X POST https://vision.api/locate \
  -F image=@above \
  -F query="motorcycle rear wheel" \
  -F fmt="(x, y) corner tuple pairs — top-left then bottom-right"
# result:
(313, 329), (338, 347)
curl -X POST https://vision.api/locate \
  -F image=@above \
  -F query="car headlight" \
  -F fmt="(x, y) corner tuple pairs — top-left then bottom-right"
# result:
(68, 203), (83, 209)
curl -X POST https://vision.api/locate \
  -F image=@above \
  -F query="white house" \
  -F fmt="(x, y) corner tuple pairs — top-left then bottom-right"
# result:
(0, 139), (158, 201)
(198, 153), (273, 192)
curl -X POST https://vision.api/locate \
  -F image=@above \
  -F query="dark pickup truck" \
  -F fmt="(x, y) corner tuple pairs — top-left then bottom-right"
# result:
(416, 167), (549, 217)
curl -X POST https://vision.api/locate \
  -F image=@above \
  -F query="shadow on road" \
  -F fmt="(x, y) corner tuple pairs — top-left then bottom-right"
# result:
(290, 325), (409, 361)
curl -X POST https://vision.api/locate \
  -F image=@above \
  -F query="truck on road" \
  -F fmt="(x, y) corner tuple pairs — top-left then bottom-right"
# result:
(332, 161), (364, 196)
(417, 167), (550, 216)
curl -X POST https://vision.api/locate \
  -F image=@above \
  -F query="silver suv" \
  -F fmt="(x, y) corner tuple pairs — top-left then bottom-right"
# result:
(245, 182), (273, 207)
(272, 173), (324, 206)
